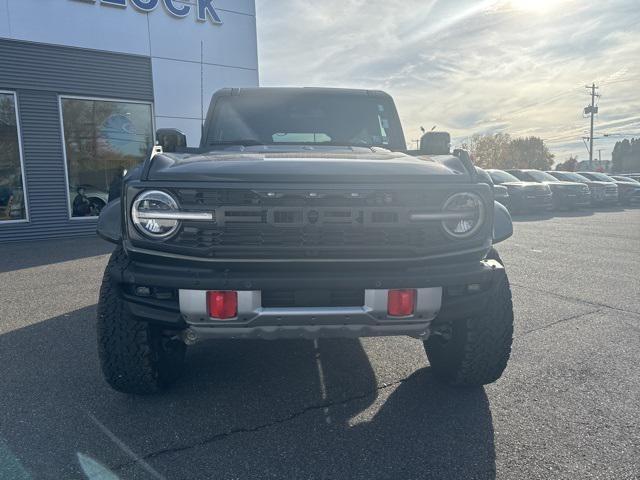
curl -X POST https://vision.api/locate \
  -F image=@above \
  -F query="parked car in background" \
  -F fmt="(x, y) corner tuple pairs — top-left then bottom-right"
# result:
(506, 169), (591, 210)
(611, 175), (640, 184)
(476, 167), (510, 208)
(486, 169), (553, 213)
(493, 184), (510, 208)
(547, 171), (618, 206)
(578, 172), (640, 205)
(617, 173), (640, 182)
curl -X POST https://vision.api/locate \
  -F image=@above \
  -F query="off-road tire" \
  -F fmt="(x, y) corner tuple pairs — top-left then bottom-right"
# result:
(97, 247), (186, 394)
(424, 254), (513, 387)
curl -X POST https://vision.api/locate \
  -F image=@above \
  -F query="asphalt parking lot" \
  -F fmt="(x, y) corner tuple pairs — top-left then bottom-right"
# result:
(1, 207), (639, 480)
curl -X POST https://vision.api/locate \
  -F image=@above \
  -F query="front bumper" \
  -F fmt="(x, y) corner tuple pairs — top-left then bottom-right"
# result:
(553, 190), (591, 208)
(513, 192), (553, 211)
(180, 288), (442, 341)
(621, 189), (640, 204)
(591, 190), (618, 204)
(115, 257), (506, 340)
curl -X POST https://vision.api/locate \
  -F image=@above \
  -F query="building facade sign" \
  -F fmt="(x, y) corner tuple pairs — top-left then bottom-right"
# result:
(73, 0), (223, 24)
(1, 0), (257, 241)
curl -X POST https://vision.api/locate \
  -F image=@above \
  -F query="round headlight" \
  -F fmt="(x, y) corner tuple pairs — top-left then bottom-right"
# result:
(441, 192), (485, 238)
(131, 190), (180, 239)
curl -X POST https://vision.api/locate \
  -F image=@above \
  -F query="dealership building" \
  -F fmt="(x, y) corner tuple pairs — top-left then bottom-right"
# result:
(0, 0), (258, 241)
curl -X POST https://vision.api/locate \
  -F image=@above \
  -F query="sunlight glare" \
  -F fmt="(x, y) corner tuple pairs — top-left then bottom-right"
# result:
(509, 0), (562, 13)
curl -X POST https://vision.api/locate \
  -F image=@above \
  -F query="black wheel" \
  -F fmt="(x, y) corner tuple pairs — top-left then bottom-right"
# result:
(424, 269), (514, 387)
(97, 247), (186, 394)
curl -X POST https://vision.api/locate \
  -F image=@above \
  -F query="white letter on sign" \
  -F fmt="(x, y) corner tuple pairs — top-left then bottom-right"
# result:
(163, 0), (190, 17)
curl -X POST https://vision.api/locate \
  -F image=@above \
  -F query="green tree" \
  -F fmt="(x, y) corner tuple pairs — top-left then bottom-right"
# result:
(612, 138), (640, 173)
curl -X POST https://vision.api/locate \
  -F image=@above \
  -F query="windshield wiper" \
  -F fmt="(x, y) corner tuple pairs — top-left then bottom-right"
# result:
(209, 139), (264, 146)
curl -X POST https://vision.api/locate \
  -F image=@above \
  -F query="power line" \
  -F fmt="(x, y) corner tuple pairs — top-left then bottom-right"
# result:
(493, 86), (582, 120)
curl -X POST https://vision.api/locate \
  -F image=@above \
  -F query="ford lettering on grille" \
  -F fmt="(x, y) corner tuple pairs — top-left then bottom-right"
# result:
(214, 207), (407, 227)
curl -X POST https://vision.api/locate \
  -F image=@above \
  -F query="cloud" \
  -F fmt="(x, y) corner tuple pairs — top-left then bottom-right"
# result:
(256, 0), (640, 161)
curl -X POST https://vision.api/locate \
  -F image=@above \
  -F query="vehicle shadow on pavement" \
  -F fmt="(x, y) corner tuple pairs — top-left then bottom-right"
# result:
(590, 205), (629, 213)
(0, 306), (496, 480)
(0, 236), (114, 274)
(510, 211), (555, 222)
(548, 209), (595, 218)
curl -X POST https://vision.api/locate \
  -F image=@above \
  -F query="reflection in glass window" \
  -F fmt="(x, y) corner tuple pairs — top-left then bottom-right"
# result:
(272, 133), (332, 143)
(0, 93), (27, 222)
(61, 98), (153, 218)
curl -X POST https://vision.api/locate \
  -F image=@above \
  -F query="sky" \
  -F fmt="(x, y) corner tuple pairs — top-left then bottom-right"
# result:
(255, 0), (640, 163)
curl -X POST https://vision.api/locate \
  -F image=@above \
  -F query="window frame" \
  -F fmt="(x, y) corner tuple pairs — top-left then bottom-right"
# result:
(0, 90), (30, 225)
(58, 95), (156, 221)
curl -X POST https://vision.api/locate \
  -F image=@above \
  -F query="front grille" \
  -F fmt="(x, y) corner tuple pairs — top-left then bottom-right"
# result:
(262, 289), (364, 308)
(525, 186), (551, 198)
(564, 185), (590, 196)
(605, 186), (617, 194)
(173, 188), (438, 208)
(139, 187), (490, 260)
(173, 222), (447, 259)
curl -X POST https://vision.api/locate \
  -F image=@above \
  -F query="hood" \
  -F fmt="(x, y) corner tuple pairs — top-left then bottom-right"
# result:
(499, 181), (543, 188)
(144, 147), (472, 183)
(582, 180), (614, 187)
(614, 180), (640, 187)
(544, 181), (586, 188)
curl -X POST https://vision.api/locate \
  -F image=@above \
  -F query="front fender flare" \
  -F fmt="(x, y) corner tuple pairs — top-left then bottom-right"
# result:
(97, 200), (122, 244)
(493, 201), (513, 244)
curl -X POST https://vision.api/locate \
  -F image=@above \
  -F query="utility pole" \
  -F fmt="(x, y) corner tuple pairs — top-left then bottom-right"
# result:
(584, 83), (599, 170)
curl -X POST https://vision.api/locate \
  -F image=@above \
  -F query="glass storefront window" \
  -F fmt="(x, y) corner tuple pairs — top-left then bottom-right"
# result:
(61, 97), (153, 218)
(0, 92), (27, 222)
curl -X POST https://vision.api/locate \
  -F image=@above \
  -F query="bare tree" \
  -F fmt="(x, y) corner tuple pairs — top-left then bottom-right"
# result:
(463, 133), (554, 170)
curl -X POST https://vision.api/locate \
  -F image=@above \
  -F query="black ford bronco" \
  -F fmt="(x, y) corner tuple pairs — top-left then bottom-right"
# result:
(97, 88), (514, 394)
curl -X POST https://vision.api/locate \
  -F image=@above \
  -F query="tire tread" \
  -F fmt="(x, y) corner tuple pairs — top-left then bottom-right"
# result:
(425, 249), (514, 387)
(97, 247), (183, 394)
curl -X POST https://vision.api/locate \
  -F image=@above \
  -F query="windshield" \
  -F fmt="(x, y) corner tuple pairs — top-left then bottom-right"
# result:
(204, 93), (404, 150)
(488, 170), (521, 183)
(614, 176), (640, 183)
(582, 172), (614, 182)
(551, 172), (590, 182)
(526, 170), (560, 182)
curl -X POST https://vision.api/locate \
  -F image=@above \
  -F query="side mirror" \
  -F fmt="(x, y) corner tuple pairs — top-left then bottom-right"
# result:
(420, 132), (451, 155)
(156, 128), (187, 153)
